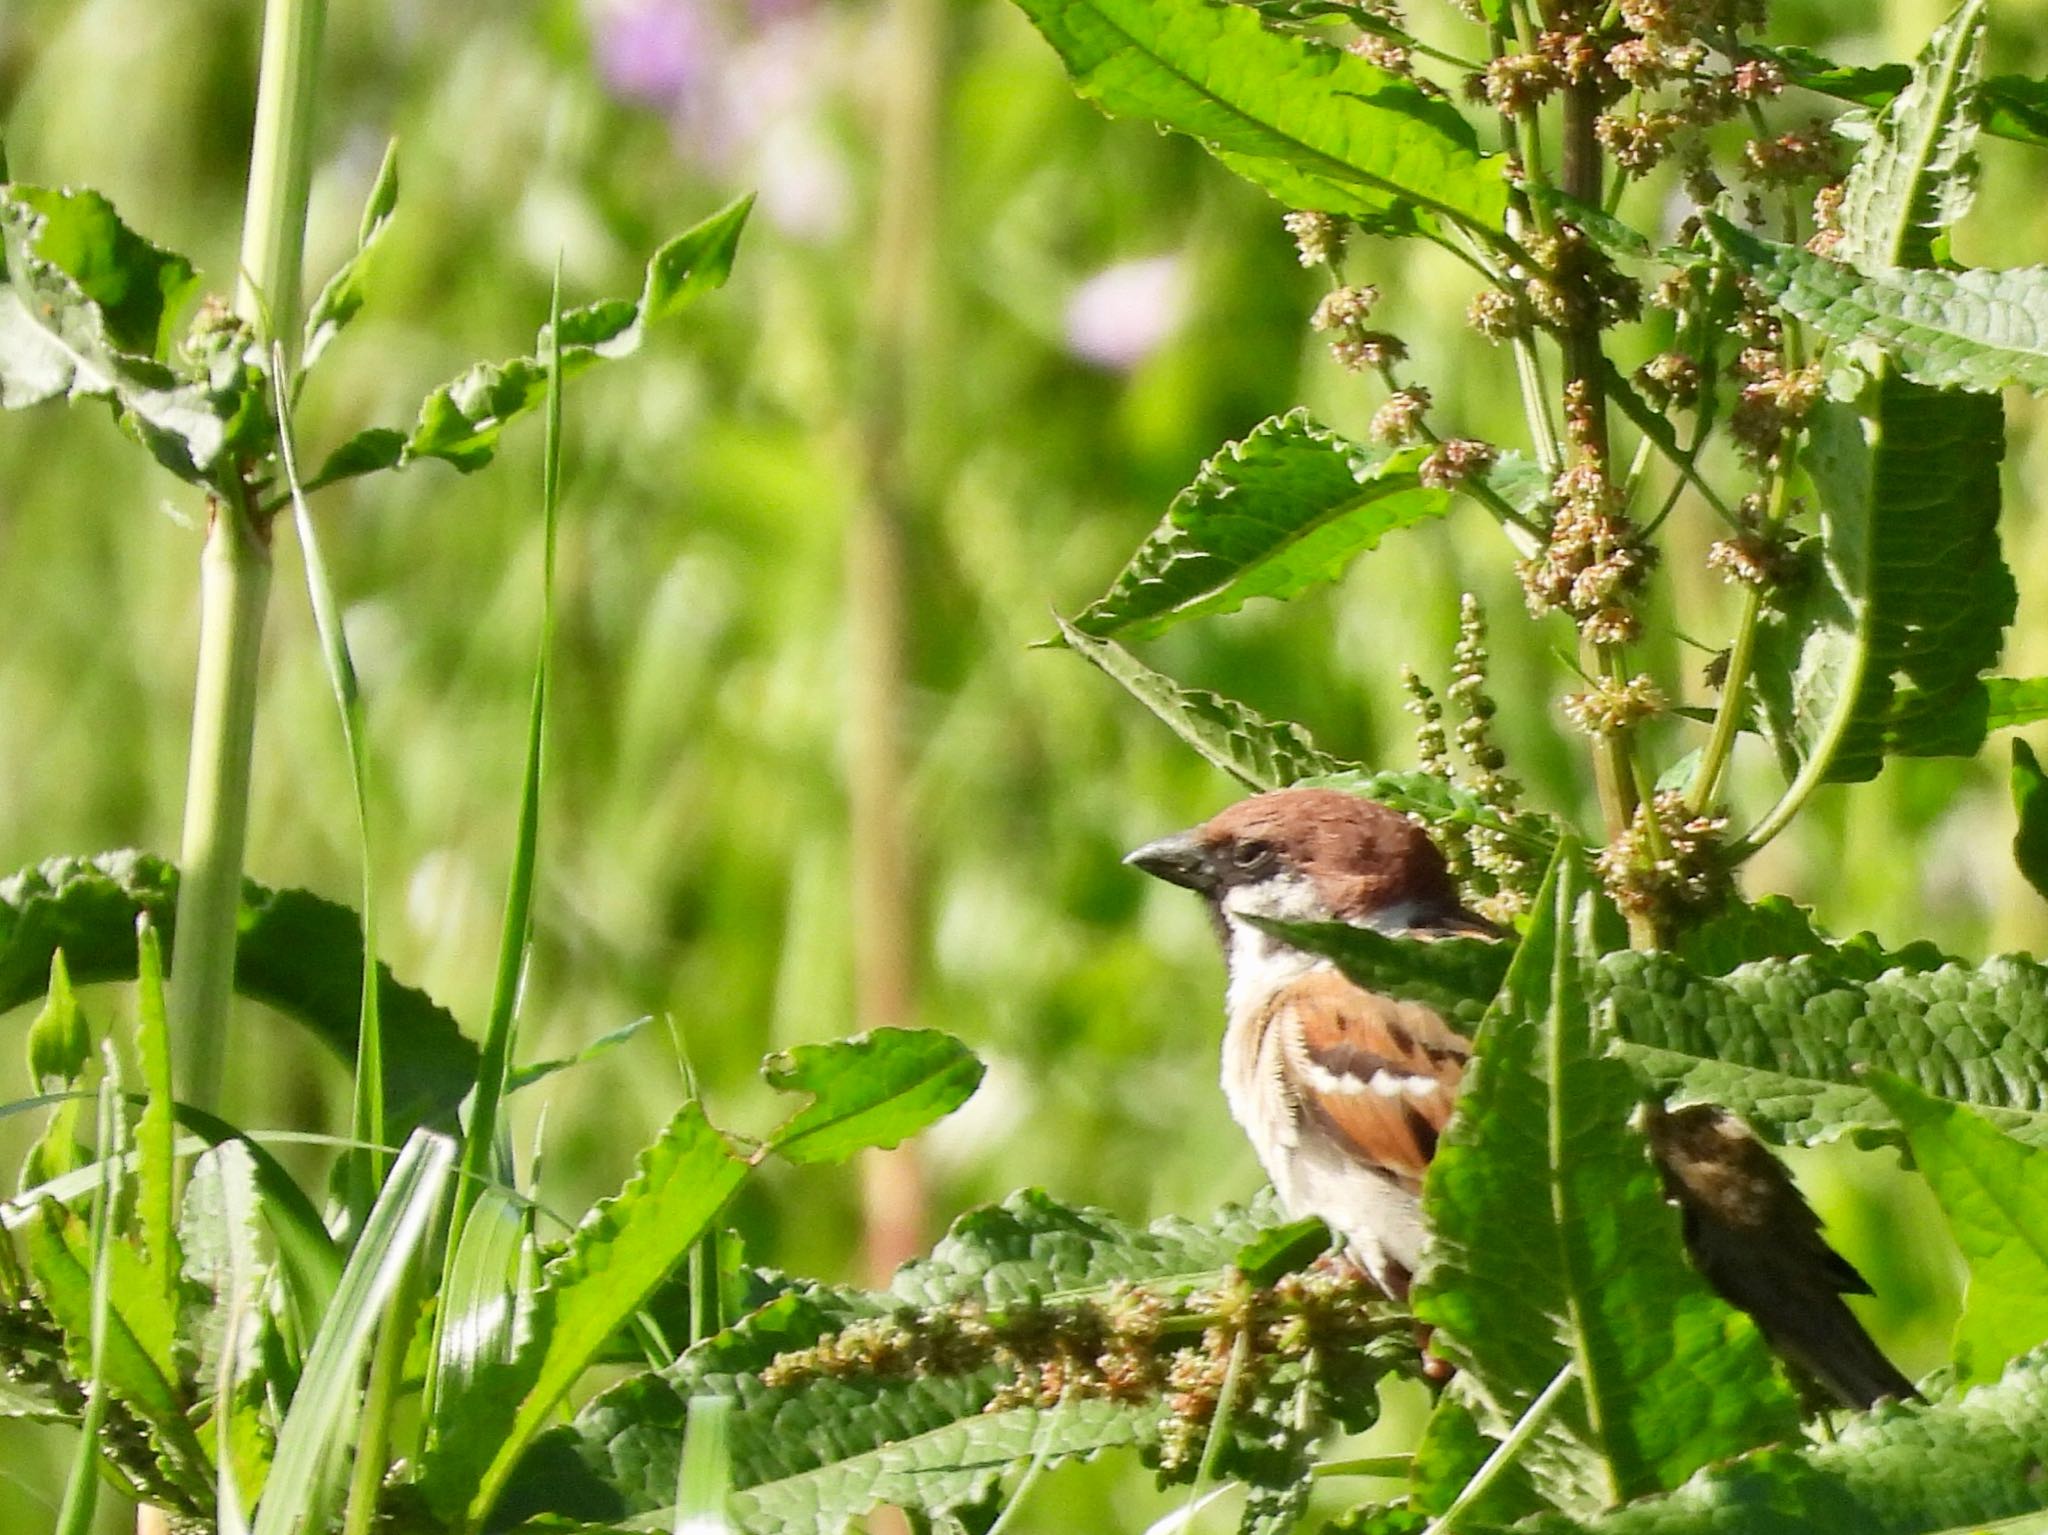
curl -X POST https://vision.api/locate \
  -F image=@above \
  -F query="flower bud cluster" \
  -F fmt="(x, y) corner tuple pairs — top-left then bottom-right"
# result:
(1728, 347), (1821, 467)
(1518, 464), (1653, 645)
(1371, 387), (1433, 445)
(1283, 210), (1344, 269)
(1596, 791), (1731, 919)
(1466, 288), (1532, 343)
(1420, 438), (1499, 489)
(1310, 285), (1405, 371)
(1563, 673), (1666, 736)
(1526, 226), (1640, 334)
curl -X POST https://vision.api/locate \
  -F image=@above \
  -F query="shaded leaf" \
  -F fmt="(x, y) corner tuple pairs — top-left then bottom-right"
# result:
(1868, 1074), (2048, 1385)
(0, 850), (479, 1135)
(1414, 846), (1799, 1505)
(1058, 617), (1356, 790)
(764, 1029), (985, 1166)
(2016, 739), (2048, 904)
(1006, 0), (1507, 233)
(1884, 675), (2048, 757)
(1249, 918), (1509, 1028)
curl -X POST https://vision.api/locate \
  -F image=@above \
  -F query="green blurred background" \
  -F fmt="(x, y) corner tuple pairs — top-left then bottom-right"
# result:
(1, 0), (2046, 1524)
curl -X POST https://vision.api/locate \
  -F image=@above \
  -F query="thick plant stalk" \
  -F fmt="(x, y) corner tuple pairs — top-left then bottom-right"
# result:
(168, 0), (326, 1105)
(850, 0), (943, 1287)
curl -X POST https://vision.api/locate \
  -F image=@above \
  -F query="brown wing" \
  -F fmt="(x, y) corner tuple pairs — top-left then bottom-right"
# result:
(1269, 969), (1470, 1188)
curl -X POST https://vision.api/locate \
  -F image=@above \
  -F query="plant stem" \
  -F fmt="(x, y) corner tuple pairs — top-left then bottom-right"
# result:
(169, 0), (326, 1107)
(1420, 1362), (1575, 1535)
(171, 495), (273, 1107)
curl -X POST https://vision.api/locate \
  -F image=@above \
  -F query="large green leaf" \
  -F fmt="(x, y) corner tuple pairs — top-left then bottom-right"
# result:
(1835, 0), (1986, 270)
(514, 1191), (1400, 1533)
(0, 187), (251, 483)
(1523, 1348), (2048, 1535)
(1414, 847), (1798, 1509)
(308, 197), (752, 486)
(1073, 415), (1497, 640)
(1749, 381), (2011, 786)
(0, 851), (479, 1133)
(1884, 674), (2048, 757)
(1710, 221), (2048, 395)
(1868, 1075), (2048, 1386)
(764, 1029), (984, 1165)
(1058, 617), (1357, 789)
(1765, 46), (2048, 151)
(1005, 0), (1507, 233)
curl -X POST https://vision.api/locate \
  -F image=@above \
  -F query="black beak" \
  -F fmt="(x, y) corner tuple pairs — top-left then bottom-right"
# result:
(1123, 830), (1215, 892)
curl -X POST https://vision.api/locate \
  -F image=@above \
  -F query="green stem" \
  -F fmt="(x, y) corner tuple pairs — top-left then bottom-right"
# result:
(169, 0), (326, 1107)
(1420, 1363), (1575, 1535)
(340, 1258), (423, 1535)
(170, 495), (273, 1107)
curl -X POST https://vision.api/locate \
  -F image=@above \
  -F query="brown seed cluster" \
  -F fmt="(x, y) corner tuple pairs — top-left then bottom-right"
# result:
(753, 1266), (1408, 1473)
(1597, 791), (1732, 918)
(1518, 462), (1653, 645)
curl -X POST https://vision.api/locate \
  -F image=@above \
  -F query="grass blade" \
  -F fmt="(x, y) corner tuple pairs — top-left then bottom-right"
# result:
(53, 1068), (123, 1535)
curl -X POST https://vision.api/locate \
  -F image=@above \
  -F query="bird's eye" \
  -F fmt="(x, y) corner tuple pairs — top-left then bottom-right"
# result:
(1231, 840), (1279, 877)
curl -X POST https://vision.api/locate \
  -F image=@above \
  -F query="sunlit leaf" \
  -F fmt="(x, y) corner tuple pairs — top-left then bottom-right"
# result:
(764, 1029), (985, 1165)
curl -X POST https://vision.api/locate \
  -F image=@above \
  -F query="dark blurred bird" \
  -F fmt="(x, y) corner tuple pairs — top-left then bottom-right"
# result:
(1126, 786), (1915, 1410)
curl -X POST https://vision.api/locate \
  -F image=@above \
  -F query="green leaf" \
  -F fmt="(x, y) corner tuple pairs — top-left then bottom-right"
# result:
(0, 188), (243, 482)
(24, 946), (89, 1089)
(252, 1130), (455, 1535)
(764, 1029), (985, 1165)
(1072, 415), (1456, 640)
(429, 1183), (536, 1461)
(132, 921), (179, 1303)
(675, 1395), (738, 1535)
(1836, 0), (1986, 270)
(22, 1201), (209, 1477)
(301, 138), (399, 371)
(306, 196), (752, 486)
(1884, 675), (2048, 757)
(0, 851), (479, 1135)
(1301, 768), (1565, 867)
(1709, 220), (2048, 395)
(508, 1015), (657, 1094)
(1414, 845), (1800, 1505)
(1057, 617), (1357, 790)
(1248, 918), (1509, 1028)
(453, 1103), (749, 1524)
(1006, 0), (1507, 233)
(1598, 945), (2048, 1149)
(1867, 1075), (2048, 1385)
(1522, 1347), (2048, 1535)
(2015, 739), (2048, 903)
(521, 1191), (1386, 1531)
(1748, 379), (2011, 787)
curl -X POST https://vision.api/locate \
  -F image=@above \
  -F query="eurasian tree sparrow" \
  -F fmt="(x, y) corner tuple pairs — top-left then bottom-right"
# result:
(1127, 786), (1914, 1409)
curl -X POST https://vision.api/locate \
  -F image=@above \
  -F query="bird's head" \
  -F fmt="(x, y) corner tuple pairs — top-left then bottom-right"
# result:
(1123, 787), (1463, 935)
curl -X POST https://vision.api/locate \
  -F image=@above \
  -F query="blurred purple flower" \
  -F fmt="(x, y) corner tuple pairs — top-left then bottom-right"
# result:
(1063, 255), (1189, 371)
(591, 0), (718, 109)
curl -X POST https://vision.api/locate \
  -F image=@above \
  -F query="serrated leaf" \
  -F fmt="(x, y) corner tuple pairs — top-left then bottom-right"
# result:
(1868, 1075), (2048, 1385)
(1598, 946), (2048, 1148)
(305, 197), (751, 487)
(1837, 0), (1986, 270)
(1006, 0), (1507, 233)
(1073, 414), (1455, 640)
(2015, 739), (2048, 903)
(1414, 846), (1800, 1505)
(1710, 219), (2048, 395)
(0, 188), (242, 482)
(521, 1191), (1362, 1531)
(0, 850), (478, 1135)
(1521, 1347), (2048, 1535)
(1748, 379), (2011, 786)
(1300, 768), (1564, 867)
(301, 138), (399, 372)
(455, 1104), (748, 1523)
(1058, 617), (1356, 790)
(764, 1029), (985, 1166)
(22, 1202), (207, 1468)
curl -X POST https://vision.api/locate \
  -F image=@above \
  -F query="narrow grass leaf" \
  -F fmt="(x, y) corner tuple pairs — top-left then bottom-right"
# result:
(508, 1015), (656, 1095)
(272, 346), (387, 1212)
(675, 1395), (737, 1535)
(133, 920), (179, 1309)
(1868, 1074), (2048, 1384)
(251, 1128), (455, 1535)
(1057, 617), (1356, 789)
(53, 1075), (122, 1535)
(430, 1183), (536, 1455)
(764, 1029), (984, 1165)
